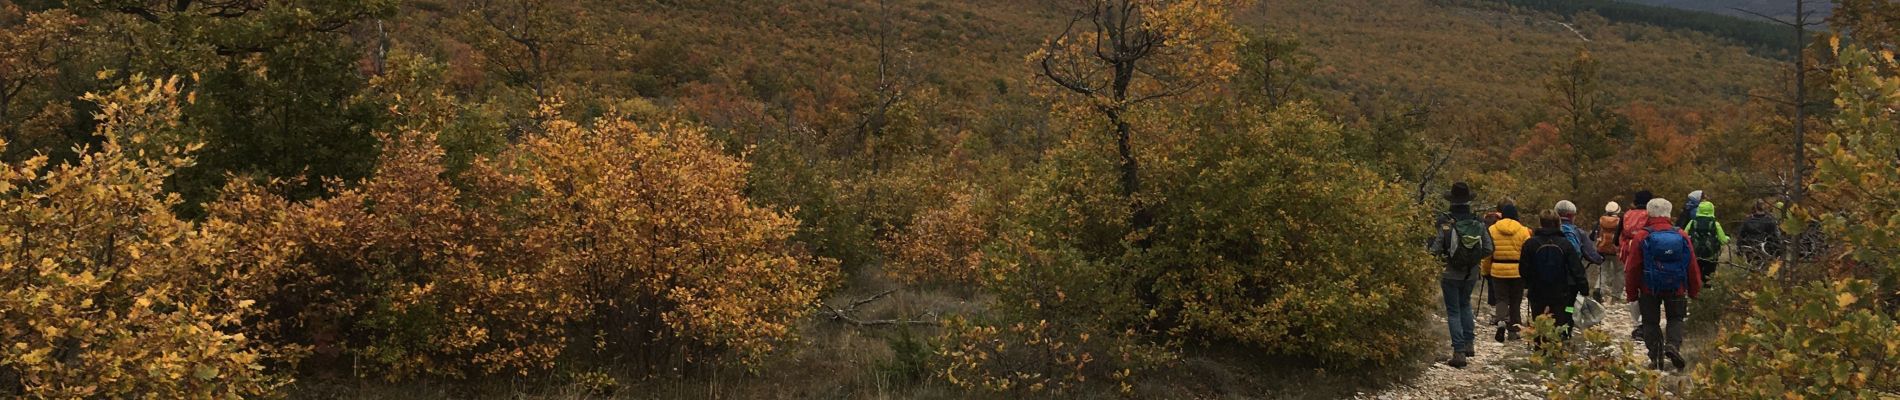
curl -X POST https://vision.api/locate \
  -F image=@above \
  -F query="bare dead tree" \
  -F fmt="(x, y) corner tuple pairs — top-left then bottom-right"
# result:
(1038, 0), (1233, 235)
(851, 0), (916, 163)
(1734, 0), (1825, 272)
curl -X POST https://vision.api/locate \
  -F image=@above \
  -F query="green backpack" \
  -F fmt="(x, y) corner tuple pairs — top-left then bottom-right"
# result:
(1446, 217), (1489, 270)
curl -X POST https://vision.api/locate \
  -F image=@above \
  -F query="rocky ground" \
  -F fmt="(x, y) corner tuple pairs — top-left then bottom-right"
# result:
(1354, 293), (1644, 400)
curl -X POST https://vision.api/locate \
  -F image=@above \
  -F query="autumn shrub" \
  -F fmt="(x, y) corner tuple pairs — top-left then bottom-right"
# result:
(0, 77), (289, 397)
(878, 184), (991, 286)
(218, 98), (838, 379)
(1692, 279), (1900, 398)
(1137, 105), (1438, 364)
(949, 103), (1439, 395)
(495, 113), (838, 367)
(210, 129), (578, 380)
(1526, 315), (1667, 399)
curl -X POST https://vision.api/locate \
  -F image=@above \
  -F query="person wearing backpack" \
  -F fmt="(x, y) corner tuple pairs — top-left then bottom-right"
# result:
(1735, 200), (1784, 265)
(1675, 190), (1704, 229)
(1622, 198), (1704, 372)
(1484, 201), (1532, 342)
(1618, 190), (1655, 340)
(1554, 200), (1605, 266)
(1521, 210), (1588, 340)
(1683, 200), (1730, 286)
(1429, 182), (1494, 368)
(1592, 202), (1623, 302)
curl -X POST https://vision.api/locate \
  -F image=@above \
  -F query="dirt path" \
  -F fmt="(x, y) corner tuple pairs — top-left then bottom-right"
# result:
(1354, 293), (1644, 400)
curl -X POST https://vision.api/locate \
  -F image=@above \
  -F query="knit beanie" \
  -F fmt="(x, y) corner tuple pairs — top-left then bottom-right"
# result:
(1499, 204), (1520, 221)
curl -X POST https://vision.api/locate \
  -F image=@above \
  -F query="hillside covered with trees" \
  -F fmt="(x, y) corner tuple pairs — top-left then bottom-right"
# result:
(1, 0), (1895, 398)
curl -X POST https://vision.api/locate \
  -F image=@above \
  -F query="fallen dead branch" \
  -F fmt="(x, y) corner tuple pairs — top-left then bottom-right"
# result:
(821, 289), (941, 327)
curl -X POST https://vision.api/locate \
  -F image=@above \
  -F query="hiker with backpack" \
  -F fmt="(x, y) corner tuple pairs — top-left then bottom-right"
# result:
(1554, 201), (1605, 266)
(1430, 182), (1494, 368)
(1484, 201), (1532, 342)
(1683, 200), (1730, 286)
(1591, 202), (1623, 302)
(1675, 190), (1704, 229)
(1622, 198), (1704, 372)
(1521, 210), (1589, 340)
(1735, 200), (1784, 265)
(1618, 190), (1655, 340)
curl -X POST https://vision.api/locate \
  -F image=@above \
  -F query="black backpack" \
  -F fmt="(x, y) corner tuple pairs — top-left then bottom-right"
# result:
(1529, 240), (1568, 288)
(1688, 216), (1721, 260)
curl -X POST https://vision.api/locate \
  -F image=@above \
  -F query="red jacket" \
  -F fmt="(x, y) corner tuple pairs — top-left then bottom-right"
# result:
(1623, 216), (1703, 300)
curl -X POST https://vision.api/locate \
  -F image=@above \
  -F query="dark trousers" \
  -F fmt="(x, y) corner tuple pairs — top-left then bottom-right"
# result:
(1492, 278), (1525, 332)
(1639, 293), (1689, 359)
(1528, 294), (1574, 338)
(1699, 257), (1719, 284)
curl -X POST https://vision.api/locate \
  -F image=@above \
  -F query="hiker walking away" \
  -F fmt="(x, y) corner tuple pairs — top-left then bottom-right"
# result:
(1735, 200), (1784, 266)
(1675, 190), (1704, 228)
(1430, 182), (1493, 368)
(1592, 202), (1623, 302)
(1619, 190), (1655, 340)
(1554, 200), (1605, 269)
(1484, 200), (1532, 342)
(1623, 198), (1703, 372)
(1521, 210), (1589, 341)
(1683, 200), (1730, 286)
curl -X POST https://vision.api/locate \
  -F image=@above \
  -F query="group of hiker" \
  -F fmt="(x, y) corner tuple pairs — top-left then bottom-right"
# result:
(1428, 182), (1788, 371)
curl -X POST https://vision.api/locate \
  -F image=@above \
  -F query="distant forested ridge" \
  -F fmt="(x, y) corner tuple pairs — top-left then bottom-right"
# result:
(1473, 0), (1802, 59)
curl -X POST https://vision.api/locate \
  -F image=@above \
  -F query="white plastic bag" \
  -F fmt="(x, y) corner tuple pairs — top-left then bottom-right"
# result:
(1573, 294), (1605, 329)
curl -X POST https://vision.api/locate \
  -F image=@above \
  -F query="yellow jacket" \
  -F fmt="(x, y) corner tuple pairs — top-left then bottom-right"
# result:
(1483, 218), (1533, 278)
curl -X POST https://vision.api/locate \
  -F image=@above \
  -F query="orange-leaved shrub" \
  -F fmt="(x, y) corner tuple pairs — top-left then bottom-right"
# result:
(0, 77), (289, 397)
(217, 100), (837, 379)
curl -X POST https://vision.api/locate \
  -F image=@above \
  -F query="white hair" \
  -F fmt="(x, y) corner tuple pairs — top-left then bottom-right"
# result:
(1647, 198), (1674, 219)
(1555, 200), (1578, 216)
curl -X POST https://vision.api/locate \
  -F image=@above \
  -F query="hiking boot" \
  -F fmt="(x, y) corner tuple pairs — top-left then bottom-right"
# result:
(1630, 327), (1644, 341)
(1592, 289), (1604, 303)
(1664, 351), (1686, 371)
(1495, 326), (1508, 343)
(1462, 349), (1476, 358)
(1448, 352), (1468, 369)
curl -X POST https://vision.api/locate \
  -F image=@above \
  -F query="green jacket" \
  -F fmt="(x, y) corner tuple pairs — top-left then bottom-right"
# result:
(1686, 201), (1729, 246)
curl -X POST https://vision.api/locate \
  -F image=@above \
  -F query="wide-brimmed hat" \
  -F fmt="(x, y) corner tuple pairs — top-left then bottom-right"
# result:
(1445, 182), (1475, 204)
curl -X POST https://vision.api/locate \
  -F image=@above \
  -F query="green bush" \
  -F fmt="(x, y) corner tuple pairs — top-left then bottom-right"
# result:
(970, 104), (1438, 368)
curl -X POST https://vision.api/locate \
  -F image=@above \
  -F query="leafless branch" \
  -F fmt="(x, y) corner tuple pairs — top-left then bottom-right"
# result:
(820, 289), (941, 327)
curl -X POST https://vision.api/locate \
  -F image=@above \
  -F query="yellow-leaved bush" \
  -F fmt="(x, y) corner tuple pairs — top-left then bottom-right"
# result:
(215, 98), (837, 379)
(0, 77), (288, 397)
(497, 113), (838, 367)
